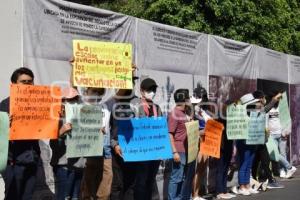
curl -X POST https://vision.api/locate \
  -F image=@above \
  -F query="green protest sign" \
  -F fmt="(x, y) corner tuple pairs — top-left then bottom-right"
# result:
(226, 104), (249, 140)
(66, 104), (103, 158)
(266, 137), (280, 161)
(246, 112), (266, 145)
(0, 112), (9, 172)
(279, 92), (292, 131)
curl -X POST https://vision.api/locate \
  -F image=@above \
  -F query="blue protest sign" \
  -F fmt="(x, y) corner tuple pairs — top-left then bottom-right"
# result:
(117, 117), (172, 162)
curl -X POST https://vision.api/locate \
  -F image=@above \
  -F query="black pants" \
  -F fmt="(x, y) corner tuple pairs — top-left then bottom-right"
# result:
(252, 144), (273, 182)
(216, 139), (233, 194)
(2, 164), (37, 200)
(110, 153), (136, 200)
(134, 160), (160, 200)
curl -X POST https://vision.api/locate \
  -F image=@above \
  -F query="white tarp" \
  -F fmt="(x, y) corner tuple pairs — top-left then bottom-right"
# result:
(288, 55), (300, 84)
(23, 0), (136, 87)
(255, 46), (289, 83)
(0, 0), (23, 100)
(136, 19), (208, 75)
(208, 36), (257, 79)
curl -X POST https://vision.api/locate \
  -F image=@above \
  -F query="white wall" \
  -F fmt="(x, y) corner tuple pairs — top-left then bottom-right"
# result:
(0, 0), (22, 198)
(0, 0), (23, 100)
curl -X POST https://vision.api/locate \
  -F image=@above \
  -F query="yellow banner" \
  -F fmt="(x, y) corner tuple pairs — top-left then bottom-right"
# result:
(73, 40), (133, 89)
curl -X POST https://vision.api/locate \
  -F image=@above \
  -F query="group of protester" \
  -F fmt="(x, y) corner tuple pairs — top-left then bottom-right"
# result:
(0, 67), (297, 200)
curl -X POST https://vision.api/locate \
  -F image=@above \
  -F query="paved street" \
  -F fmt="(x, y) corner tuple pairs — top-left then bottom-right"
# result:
(230, 169), (300, 200)
(201, 168), (300, 200)
(234, 175), (300, 200)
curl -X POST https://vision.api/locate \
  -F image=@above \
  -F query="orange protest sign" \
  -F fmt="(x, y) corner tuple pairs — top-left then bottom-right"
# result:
(9, 84), (62, 140)
(200, 119), (224, 158)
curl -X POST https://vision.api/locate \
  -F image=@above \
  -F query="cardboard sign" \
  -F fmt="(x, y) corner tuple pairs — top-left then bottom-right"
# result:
(266, 137), (280, 161)
(73, 40), (133, 89)
(66, 104), (103, 158)
(10, 84), (61, 140)
(185, 120), (200, 163)
(200, 119), (224, 158)
(279, 92), (292, 131)
(0, 112), (9, 172)
(226, 104), (249, 140)
(246, 112), (266, 145)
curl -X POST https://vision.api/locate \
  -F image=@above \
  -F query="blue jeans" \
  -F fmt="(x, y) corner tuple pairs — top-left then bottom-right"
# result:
(54, 166), (83, 200)
(236, 141), (256, 185)
(271, 134), (291, 170)
(168, 153), (195, 200)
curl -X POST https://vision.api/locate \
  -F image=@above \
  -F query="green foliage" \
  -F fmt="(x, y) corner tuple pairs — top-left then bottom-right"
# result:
(70, 0), (300, 56)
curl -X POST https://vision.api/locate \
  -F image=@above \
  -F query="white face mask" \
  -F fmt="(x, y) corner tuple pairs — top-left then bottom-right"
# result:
(144, 91), (155, 100)
(194, 105), (200, 113)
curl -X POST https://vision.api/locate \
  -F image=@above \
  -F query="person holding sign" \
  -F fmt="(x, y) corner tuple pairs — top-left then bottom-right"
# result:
(80, 87), (112, 200)
(215, 101), (236, 200)
(110, 67), (139, 200)
(50, 87), (85, 200)
(191, 87), (212, 200)
(0, 67), (40, 200)
(129, 78), (164, 200)
(110, 88), (137, 200)
(111, 78), (163, 200)
(235, 93), (261, 196)
(168, 89), (196, 200)
(267, 91), (297, 179)
(251, 90), (284, 189)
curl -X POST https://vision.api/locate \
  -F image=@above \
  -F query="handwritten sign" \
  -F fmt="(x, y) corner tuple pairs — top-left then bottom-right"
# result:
(0, 112), (9, 172)
(200, 120), (224, 158)
(266, 137), (280, 161)
(246, 112), (266, 145)
(226, 104), (249, 140)
(10, 84), (61, 140)
(117, 117), (172, 162)
(185, 121), (199, 163)
(66, 104), (103, 158)
(279, 92), (292, 131)
(73, 40), (132, 89)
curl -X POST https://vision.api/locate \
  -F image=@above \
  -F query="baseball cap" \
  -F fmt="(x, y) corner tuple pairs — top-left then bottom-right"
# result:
(140, 78), (158, 91)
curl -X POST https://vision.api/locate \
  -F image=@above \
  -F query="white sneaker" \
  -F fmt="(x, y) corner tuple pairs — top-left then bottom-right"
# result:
(231, 186), (239, 194)
(227, 193), (236, 198)
(238, 188), (251, 196)
(280, 169), (287, 178)
(217, 193), (233, 199)
(193, 197), (207, 200)
(286, 166), (297, 178)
